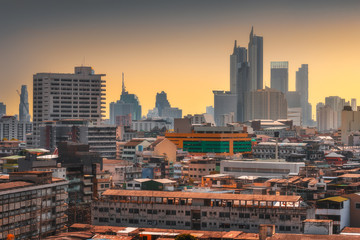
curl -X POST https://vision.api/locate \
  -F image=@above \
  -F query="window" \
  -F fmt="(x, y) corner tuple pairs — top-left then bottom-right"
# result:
(202, 211), (207, 217)
(185, 211), (191, 216)
(356, 203), (360, 209)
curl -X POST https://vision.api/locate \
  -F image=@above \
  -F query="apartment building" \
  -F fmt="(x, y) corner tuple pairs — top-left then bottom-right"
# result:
(39, 119), (118, 158)
(32, 66), (106, 147)
(92, 190), (311, 233)
(0, 171), (68, 239)
(0, 116), (32, 141)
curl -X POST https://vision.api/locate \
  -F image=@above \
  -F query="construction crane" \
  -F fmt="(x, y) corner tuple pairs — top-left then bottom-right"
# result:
(16, 89), (29, 116)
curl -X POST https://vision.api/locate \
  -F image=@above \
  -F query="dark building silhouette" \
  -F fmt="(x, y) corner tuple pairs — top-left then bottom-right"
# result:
(248, 27), (263, 91)
(19, 85), (31, 122)
(156, 91), (171, 117)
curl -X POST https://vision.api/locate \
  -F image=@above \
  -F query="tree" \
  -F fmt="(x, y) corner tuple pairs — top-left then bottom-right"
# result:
(175, 234), (197, 240)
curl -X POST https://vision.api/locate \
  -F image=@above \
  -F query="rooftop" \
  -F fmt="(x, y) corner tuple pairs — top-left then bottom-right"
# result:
(103, 189), (302, 202)
(0, 181), (34, 191)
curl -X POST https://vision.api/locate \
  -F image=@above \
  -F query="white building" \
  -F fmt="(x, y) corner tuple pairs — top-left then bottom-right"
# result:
(221, 159), (305, 177)
(0, 115), (32, 141)
(32, 66), (105, 147)
(132, 119), (171, 132)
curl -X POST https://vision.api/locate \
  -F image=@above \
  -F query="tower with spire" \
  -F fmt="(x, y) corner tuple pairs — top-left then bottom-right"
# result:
(109, 73), (142, 124)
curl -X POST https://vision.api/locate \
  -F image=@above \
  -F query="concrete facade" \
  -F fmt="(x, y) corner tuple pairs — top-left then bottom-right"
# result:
(33, 66), (105, 147)
(92, 190), (309, 233)
(221, 160), (305, 177)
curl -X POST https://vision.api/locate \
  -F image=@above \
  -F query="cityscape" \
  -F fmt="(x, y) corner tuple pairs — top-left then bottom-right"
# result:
(1, 1), (360, 240)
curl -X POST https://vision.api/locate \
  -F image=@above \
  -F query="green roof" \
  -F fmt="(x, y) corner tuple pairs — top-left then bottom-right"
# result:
(1, 155), (25, 160)
(318, 196), (348, 203)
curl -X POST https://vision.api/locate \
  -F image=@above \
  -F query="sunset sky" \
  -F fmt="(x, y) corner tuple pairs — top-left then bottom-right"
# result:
(1, 0), (360, 119)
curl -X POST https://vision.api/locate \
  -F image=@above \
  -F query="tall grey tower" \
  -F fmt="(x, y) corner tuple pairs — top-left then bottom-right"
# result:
(296, 64), (312, 125)
(271, 61), (288, 94)
(19, 85), (31, 122)
(248, 27), (263, 90)
(230, 40), (247, 94)
(156, 91), (171, 117)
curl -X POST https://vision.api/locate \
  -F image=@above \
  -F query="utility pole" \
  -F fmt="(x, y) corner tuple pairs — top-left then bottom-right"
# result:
(275, 131), (279, 160)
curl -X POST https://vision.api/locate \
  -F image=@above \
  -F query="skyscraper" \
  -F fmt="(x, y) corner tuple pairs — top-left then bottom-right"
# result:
(33, 66), (105, 147)
(110, 73), (142, 123)
(19, 85), (31, 122)
(0, 102), (5, 117)
(248, 27), (263, 91)
(296, 64), (312, 125)
(156, 91), (171, 117)
(230, 41), (247, 94)
(244, 87), (288, 121)
(271, 61), (288, 94)
(213, 90), (237, 126)
(351, 98), (357, 111)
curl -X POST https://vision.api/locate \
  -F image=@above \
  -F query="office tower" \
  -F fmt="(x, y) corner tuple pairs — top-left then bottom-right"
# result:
(33, 66), (105, 147)
(351, 98), (357, 111)
(230, 41), (247, 94)
(236, 61), (250, 123)
(109, 74), (142, 124)
(248, 27), (263, 90)
(213, 91), (237, 126)
(317, 105), (337, 132)
(0, 102), (6, 117)
(341, 107), (360, 144)
(244, 87), (288, 121)
(156, 91), (171, 117)
(296, 64), (312, 125)
(271, 61), (288, 94)
(19, 85), (31, 122)
(286, 91), (301, 108)
(325, 96), (346, 128)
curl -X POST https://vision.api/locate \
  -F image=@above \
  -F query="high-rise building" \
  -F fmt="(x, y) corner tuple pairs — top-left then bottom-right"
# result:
(0, 102), (6, 117)
(271, 61), (288, 94)
(248, 27), (263, 91)
(213, 91), (237, 126)
(0, 115), (32, 141)
(317, 105), (337, 132)
(244, 87), (288, 121)
(351, 98), (357, 111)
(296, 64), (312, 125)
(230, 41), (247, 94)
(236, 61), (250, 123)
(32, 66), (105, 147)
(325, 96), (346, 128)
(155, 91), (171, 117)
(341, 107), (360, 144)
(109, 73), (142, 123)
(19, 85), (31, 122)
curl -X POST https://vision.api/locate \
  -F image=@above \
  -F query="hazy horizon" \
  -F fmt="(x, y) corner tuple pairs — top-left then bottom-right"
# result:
(1, 0), (360, 119)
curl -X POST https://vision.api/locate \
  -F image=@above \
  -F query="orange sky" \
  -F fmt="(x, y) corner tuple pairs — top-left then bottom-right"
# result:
(1, 1), (360, 120)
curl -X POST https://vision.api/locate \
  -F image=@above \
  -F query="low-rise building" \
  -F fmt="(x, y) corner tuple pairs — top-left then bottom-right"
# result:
(253, 142), (308, 160)
(0, 171), (68, 239)
(221, 159), (305, 178)
(92, 189), (311, 233)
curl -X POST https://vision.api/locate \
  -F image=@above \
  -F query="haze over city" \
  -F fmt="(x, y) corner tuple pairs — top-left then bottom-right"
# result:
(1, 0), (360, 118)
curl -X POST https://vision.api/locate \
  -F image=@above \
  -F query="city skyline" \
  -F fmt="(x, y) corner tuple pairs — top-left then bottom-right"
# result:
(1, 0), (360, 119)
